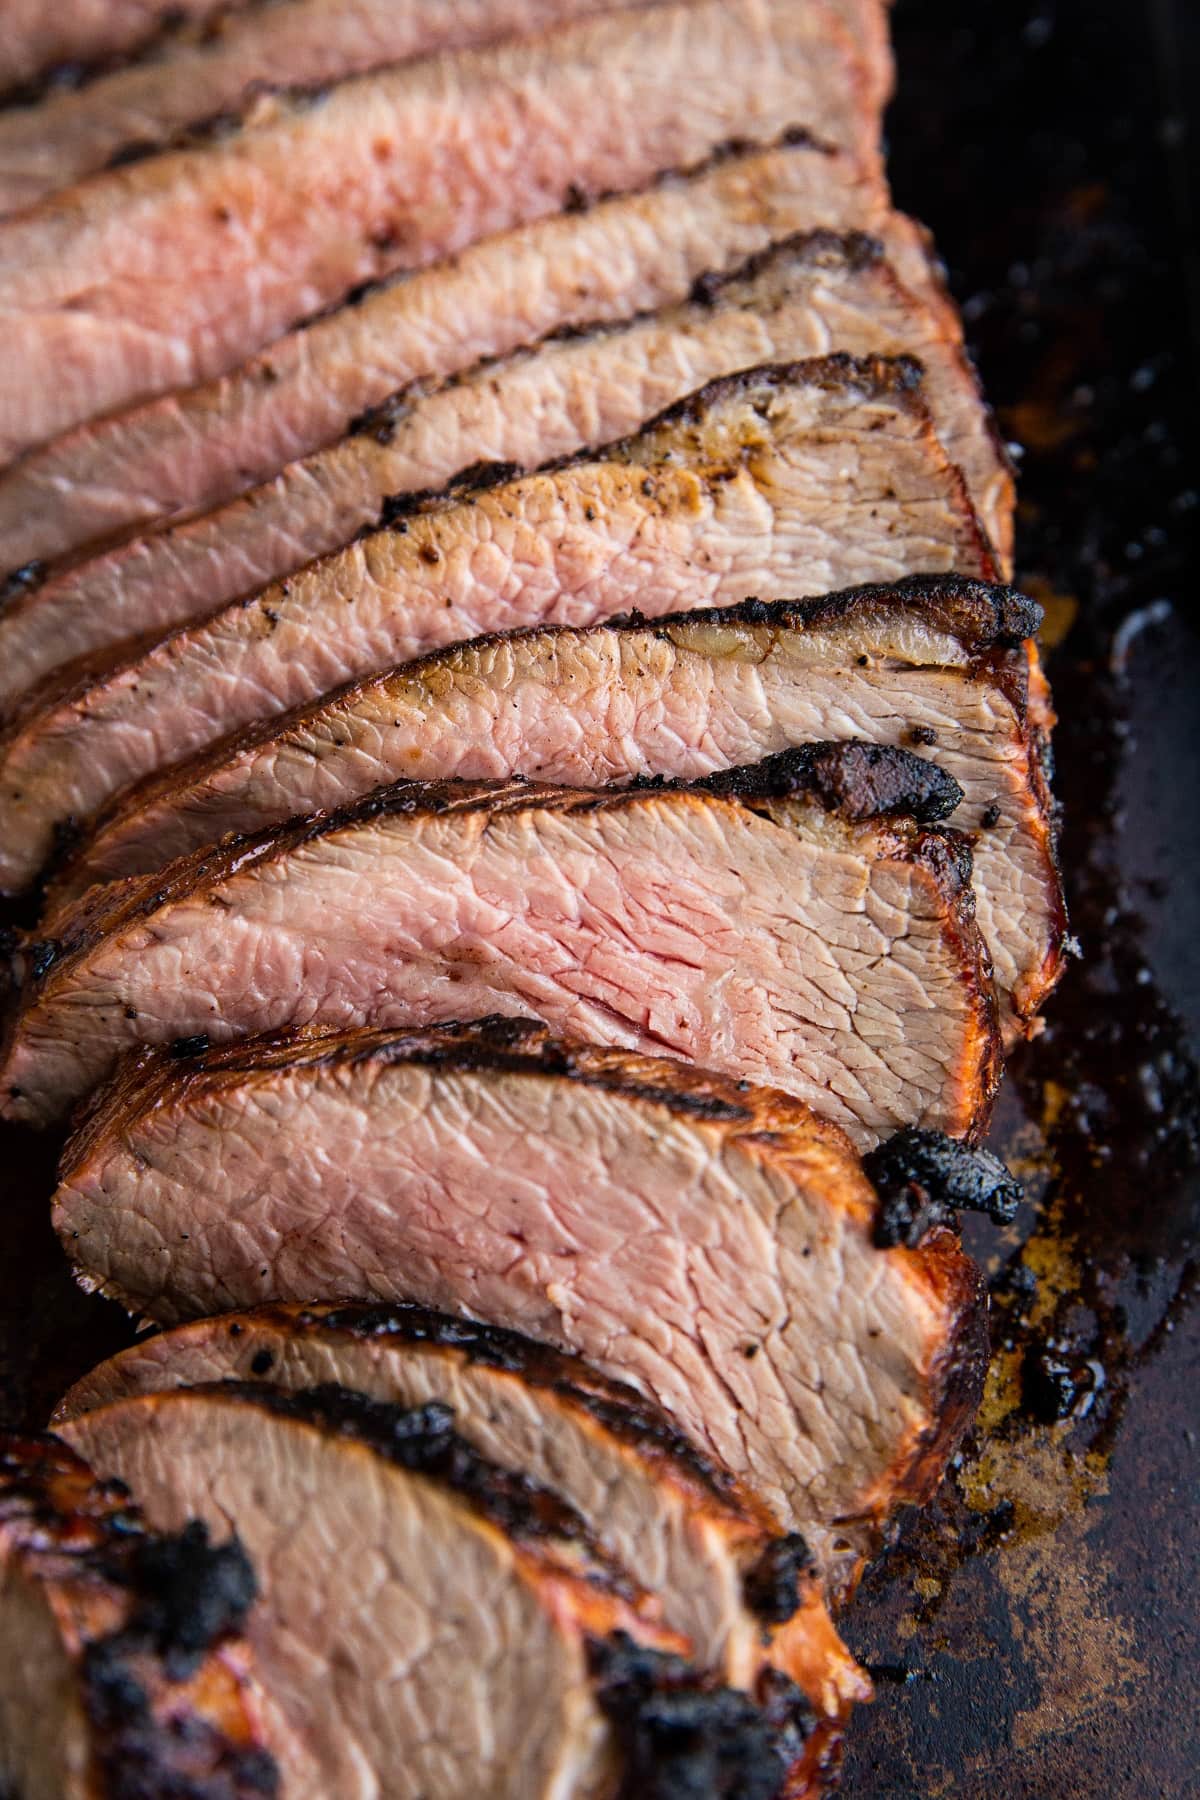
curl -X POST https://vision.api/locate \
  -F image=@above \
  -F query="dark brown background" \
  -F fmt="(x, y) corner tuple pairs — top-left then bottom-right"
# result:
(2, 1), (1198, 1793)
(840, 1), (1200, 1792)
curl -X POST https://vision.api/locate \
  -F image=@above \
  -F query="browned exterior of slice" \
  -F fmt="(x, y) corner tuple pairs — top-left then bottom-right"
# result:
(55, 1298), (873, 1742)
(0, 137), (971, 579)
(0, 1433), (277, 1800)
(2, 750), (1002, 1141)
(0, 0), (881, 458)
(0, 357), (1000, 897)
(62, 1383), (820, 1797)
(57, 577), (1064, 1032)
(0, 232), (1011, 711)
(50, 1020), (989, 1561)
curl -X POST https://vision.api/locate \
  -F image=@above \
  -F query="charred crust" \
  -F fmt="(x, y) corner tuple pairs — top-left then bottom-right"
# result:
(604, 352), (928, 443)
(864, 1127), (1023, 1249)
(291, 1298), (748, 1510)
(273, 130), (837, 337)
(891, 1233), (991, 1507)
(741, 1533), (817, 1625)
(676, 742), (963, 824)
(589, 1633), (810, 1799)
(0, 559), (47, 611)
(115, 1520), (258, 1678)
(194, 1381), (635, 1588)
(688, 228), (884, 305)
(880, 824), (1005, 1141)
(0, 1435), (278, 1799)
(34, 747), (942, 977)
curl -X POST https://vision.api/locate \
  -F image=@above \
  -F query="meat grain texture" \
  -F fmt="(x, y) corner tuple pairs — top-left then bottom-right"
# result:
(50, 1020), (989, 1547)
(0, 0), (880, 457)
(0, 135), (960, 576)
(0, 0), (668, 216)
(54, 1289), (871, 1723)
(0, 232), (1011, 708)
(0, 358), (998, 896)
(61, 1382), (805, 1799)
(1, 756), (1001, 1141)
(62, 578), (1064, 1030)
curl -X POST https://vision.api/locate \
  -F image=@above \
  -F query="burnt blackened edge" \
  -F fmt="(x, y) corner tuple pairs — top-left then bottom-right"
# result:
(589, 1633), (813, 1800)
(0, 1434), (278, 1799)
(865, 1126), (1023, 1249)
(741, 1533), (817, 1626)
(191, 1381), (632, 1584)
(291, 1298), (749, 1509)
(676, 742), (963, 823)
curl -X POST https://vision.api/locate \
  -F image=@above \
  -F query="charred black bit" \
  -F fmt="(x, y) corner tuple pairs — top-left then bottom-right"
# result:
(742, 1532), (816, 1624)
(0, 1438), (278, 1797)
(119, 1521), (258, 1679)
(865, 1126), (1022, 1249)
(590, 1633), (804, 1799)
(27, 938), (61, 981)
(0, 559), (47, 609)
(291, 1301), (745, 1502)
(169, 1034), (211, 1060)
(196, 1382), (633, 1580)
(349, 389), (411, 443)
(681, 741), (964, 824)
(445, 458), (525, 495)
(1021, 1344), (1104, 1425)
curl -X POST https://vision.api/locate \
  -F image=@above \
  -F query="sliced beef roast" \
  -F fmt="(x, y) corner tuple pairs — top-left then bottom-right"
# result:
(65, 578), (1064, 1028)
(0, 0), (879, 458)
(0, 135), (963, 576)
(2, 748), (1001, 1144)
(0, 359), (998, 896)
(55, 1301), (871, 1722)
(0, 0), (240, 95)
(0, 233), (1012, 707)
(0, 1433), (277, 1800)
(50, 1020), (990, 1549)
(61, 1384), (812, 1798)
(0, 0), (667, 215)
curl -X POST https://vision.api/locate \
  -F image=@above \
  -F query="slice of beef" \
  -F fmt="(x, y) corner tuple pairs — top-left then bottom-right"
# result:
(0, 1432), (277, 1800)
(61, 1383), (810, 1798)
(0, 136), (966, 579)
(0, 746), (1002, 1139)
(0, 0), (241, 97)
(63, 577), (1064, 1030)
(0, 233), (1012, 710)
(54, 1299), (871, 1729)
(0, 0), (880, 460)
(0, 0), (670, 216)
(50, 1019), (990, 1550)
(0, 358), (999, 897)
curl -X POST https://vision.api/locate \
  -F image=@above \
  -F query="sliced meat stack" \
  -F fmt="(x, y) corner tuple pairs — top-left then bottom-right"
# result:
(0, 0), (1059, 1788)
(55, 1301), (871, 1722)
(48, 1018), (1002, 1550)
(0, 0), (677, 216)
(2, 747), (1000, 1139)
(59, 1382), (822, 1798)
(0, 232), (1011, 708)
(58, 576), (1065, 1030)
(0, 357), (999, 895)
(0, 0), (880, 456)
(0, 134), (959, 575)
(0, 1433), (277, 1800)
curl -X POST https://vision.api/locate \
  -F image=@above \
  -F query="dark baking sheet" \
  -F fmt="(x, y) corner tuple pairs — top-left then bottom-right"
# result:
(839, 1), (1200, 1792)
(2, 1), (1198, 1792)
